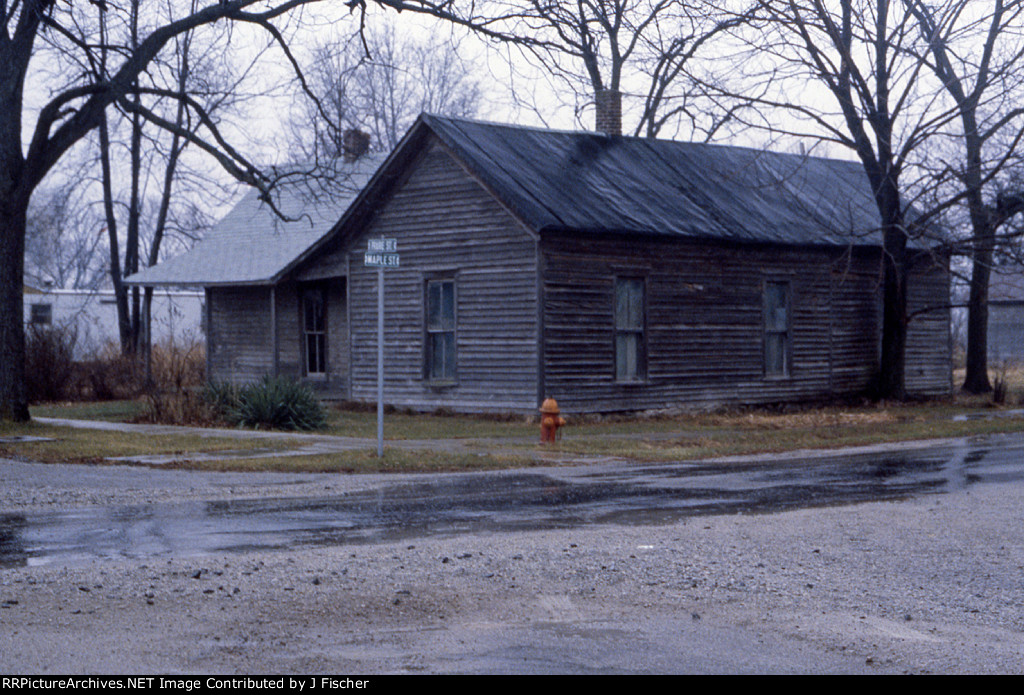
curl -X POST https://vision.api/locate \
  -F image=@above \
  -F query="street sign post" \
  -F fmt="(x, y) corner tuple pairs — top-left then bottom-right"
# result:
(365, 238), (399, 458)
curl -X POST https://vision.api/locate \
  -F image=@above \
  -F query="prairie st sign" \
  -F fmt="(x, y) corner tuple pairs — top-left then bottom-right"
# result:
(365, 238), (399, 267)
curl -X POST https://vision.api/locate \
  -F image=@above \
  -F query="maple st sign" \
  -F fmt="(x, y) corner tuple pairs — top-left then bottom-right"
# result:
(364, 238), (400, 267)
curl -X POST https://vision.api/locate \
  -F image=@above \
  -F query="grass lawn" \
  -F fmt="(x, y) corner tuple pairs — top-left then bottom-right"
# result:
(31, 399), (149, 422)
(7, 384), (1024, 473)
(0, 419), (300, 465)
(321, 406), (538, 440)
(545, 402), (1024, 461)
(148, 448), (543, 474)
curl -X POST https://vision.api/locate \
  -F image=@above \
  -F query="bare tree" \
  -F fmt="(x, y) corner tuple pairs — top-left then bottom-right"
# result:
(290, 20), (483, 159)
(903, 0), (1024, 393)
(0, 0), (537, 421)
(717, 0), (969, 400)
(94, 0), (145, 354)
(2, 0), (281, 420)
(24, 181), (107, 291)
(478, 0), (750, 138)
(85, 0), (260, 354)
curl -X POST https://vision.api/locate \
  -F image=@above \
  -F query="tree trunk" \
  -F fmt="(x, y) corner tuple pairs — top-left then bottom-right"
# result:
(960, 127), (994, 394)
(875, 183), (908, 401)
(0, 197), (31, 422)
(99, 111), (133, 353)
(125, 89), (143, 354)
(963, 245), (994, 393)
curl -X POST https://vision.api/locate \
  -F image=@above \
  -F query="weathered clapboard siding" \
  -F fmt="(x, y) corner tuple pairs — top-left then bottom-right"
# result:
(828, 249), (884, 394)
(207, 281), (351, 396)
(905, 254), (952, 396)
(268, 281), (349, 397)
(207, 286), (273, 385)
(325, 281), (349, 396)
(539, 233), (950, 413)
(339, 138), (539, 411)
(542, 233), (835, 412)
(274, 282), (300, 379)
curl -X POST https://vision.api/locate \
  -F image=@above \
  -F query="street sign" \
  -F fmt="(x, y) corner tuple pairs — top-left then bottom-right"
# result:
(364, 252), (400, 267)
(365, 238), (399, 268)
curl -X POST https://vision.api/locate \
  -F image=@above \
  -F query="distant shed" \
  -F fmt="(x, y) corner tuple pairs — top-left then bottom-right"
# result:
(128, 115), (952, 413)
(987, 270), (1024, 364)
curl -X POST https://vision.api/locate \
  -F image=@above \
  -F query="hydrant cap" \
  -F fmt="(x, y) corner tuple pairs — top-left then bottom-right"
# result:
(540, 397), (560, 414)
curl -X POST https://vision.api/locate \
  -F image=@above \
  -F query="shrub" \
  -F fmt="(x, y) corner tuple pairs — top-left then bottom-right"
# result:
(149, 334), (205, 393)
(76, 342), (140, 401)
(25, 324), (77, 403)
(993, 373), (1008, 405)
(143, 388), (216, 425)
(211, 375), (326, 431)
(203, 380), (240, 416)
(137, 335), (210, 425)
(990, 361), (1016, 406)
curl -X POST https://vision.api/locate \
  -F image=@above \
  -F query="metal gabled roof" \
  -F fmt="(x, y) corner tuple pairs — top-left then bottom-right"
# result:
(421, 114), (889, 247)
(125, 156), (385, 287)
(129, 115), (918, 291)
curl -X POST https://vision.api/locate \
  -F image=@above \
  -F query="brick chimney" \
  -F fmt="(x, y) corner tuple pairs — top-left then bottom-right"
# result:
(595, 89), (622, 136)
(342, 129), (371, 162)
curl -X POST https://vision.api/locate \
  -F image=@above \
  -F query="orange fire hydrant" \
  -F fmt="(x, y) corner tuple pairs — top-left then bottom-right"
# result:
(539, 397), (566, 444)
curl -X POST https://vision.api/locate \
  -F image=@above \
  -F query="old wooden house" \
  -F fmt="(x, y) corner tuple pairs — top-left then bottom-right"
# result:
(128, 114), (951, 413)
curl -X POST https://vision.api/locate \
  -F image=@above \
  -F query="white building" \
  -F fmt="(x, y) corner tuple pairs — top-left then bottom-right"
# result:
(23, 286), (204, 359)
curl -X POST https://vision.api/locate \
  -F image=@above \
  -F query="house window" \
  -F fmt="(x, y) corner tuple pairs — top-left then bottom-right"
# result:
(764, 281), (791, 377)
(302, 288), (326, 375)
(425, 278), (456, 382)
(30, 303), (52, 326)
(615, 277), (646, 381)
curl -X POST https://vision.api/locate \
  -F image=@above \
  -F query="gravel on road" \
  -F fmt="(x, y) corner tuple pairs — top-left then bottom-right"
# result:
(1, 455), (1022, 674)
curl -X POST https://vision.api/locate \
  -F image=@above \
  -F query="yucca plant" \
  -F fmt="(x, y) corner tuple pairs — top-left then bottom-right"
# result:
(203, 380), (241, 417)
(223, 375), (326, 431)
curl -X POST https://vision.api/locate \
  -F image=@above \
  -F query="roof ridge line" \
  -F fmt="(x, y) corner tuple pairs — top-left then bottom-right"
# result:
(424, 113), (865, 165)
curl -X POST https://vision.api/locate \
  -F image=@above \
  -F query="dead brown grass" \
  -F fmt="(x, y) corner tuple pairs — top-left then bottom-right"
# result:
(735, 409), (911, 430)
(136, 335), (213, 426)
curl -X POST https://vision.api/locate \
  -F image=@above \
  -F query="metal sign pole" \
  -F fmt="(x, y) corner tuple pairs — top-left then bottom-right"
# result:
(365, 237), (397, 460)
(377, 265), (384, 458)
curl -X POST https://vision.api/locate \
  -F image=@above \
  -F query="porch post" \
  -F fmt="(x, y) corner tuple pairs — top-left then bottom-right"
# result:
(270, 285), (279, 376)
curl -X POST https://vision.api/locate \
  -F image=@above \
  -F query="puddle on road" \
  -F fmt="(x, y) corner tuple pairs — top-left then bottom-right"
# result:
(951, 409), (1024, 421)
(2, 442), (1023, 568)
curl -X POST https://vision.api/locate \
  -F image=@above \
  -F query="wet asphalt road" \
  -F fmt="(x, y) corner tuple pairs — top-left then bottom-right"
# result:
(2, 435), (1023, 569)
